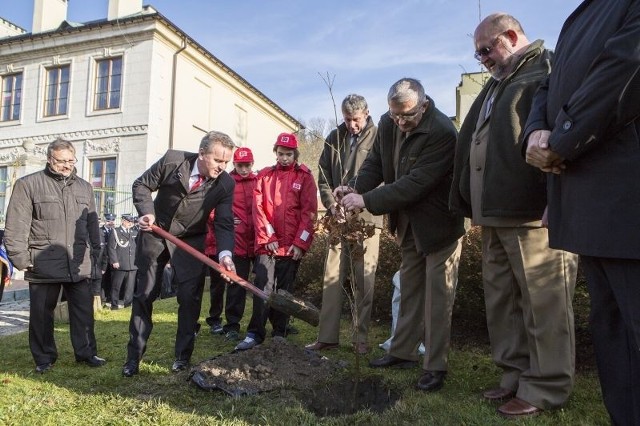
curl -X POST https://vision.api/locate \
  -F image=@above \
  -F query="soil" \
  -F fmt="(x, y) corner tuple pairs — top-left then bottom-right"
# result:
(189, 337), (399, 417)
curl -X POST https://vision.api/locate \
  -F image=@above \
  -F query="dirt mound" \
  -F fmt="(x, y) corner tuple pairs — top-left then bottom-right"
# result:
(190, 337), (347, 397)
(190, 337), (400, 417)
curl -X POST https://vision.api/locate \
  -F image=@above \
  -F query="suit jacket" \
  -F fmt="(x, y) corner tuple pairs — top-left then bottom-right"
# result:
(107, 226), (138, 271)
(132, 150), (235, 254)
(318, 117), (383, 228)
(523, 0), (640, 259)
(352, 97), (465, 255)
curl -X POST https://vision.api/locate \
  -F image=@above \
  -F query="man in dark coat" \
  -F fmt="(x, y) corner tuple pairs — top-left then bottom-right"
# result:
(451, 13), (578, 418)
(338, 78), (465, 392)
(4, 138), (105, 373)
(306, 94), (382, 355)
(524, 1), (640, 423)
(122, 131), (236, 377)
(107, 214), (138, 309)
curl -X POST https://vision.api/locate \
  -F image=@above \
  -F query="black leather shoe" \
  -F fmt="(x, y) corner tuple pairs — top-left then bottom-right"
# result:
(122, 360), (139, 377)
(369, 354), (417, 369)
(78, 355), (107, 367)
(35, 363), (53, 374)
(171, 359), (189, 372)
(416, 370), (446, 392)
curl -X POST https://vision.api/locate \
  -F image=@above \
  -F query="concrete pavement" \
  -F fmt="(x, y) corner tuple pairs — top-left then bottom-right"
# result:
(0, 279), (29, 336)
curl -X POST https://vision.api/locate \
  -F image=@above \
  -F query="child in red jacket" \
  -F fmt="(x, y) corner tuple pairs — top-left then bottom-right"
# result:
(205, 147), (257, 341)
(235, 133), (317, 350)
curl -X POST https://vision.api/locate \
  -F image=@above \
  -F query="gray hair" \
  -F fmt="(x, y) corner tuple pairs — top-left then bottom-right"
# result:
(387, 78), (426, 105)
(341, 94), (368, 115)
(47, 137), (75, 157)
(200, 131), (236, 152)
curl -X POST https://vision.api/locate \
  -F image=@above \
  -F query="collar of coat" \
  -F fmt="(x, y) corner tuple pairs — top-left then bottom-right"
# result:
(44, 163), (77, 182)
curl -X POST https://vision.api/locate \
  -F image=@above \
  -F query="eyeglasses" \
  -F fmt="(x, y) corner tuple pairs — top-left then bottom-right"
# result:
(474, 33), (505, 60)
(49, 156), (77, 165)
(388, 102), (426, 122)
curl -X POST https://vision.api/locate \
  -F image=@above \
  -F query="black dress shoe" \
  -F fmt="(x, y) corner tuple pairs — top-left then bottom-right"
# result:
(35, 363), (53, 374)
(369, 354), (417, 369)
(171, 359), (189, 372)
(416, 370), (446, 392)
(122, 360), (139, 377)
(78, 355), (107, 367)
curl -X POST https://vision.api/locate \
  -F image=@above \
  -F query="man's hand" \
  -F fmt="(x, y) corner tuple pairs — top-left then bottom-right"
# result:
(333, 186), (354, 202)
(341, 193), (365, 212)
(265, 241), (279, 255)
(137, 214), (156, 231)
(525, 130), (566, 174)
(219, 255), (236, 283)
(112, 262), (120, 269)
(287, 244), (303, 260)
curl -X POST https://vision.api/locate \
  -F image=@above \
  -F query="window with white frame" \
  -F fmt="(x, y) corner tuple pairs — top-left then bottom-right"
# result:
(1, 73), (22, 122)
(94, 57), (122, 110)
(90, 158), (117, 215)
(44, 65), (70, 117)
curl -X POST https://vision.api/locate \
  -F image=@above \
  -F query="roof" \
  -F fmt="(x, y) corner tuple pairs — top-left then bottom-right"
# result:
(0, 5), (302, 130)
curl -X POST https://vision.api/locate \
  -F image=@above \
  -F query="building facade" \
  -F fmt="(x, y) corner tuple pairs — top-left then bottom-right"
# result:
(0, 0), (301, 222)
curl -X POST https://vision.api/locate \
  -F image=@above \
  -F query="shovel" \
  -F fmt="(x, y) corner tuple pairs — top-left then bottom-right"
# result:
(151, 225), (319, 326)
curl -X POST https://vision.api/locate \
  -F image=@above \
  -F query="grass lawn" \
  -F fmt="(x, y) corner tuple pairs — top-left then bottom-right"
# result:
(0, 296), (609, 425)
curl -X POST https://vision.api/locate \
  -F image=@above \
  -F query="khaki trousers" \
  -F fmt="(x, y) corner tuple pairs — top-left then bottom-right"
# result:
(390, 232), (462, 372)
(317, 229), (381, 344)
(482, 226), (577, 409)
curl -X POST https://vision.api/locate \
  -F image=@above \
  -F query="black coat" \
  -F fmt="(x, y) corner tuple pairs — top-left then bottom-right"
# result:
(132, 149), (235, 254)
(107, 226), (138, 271)
(523, 0), (640, 259)
(352, 97), (465, 255)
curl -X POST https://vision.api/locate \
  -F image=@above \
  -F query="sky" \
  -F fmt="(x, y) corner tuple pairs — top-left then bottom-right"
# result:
(0, 0), (583, 127)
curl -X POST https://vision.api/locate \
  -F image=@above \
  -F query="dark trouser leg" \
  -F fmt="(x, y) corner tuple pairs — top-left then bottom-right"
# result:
(63, 279), (97, 360)
(223, 256), (251, 333)
(29, 283), (61, 365)
(122, 271), (136, 306)
(102, 267), (112, 303)
(171, 234), (207, 362)
(581, 256), (640, 426)
(206, 264), (225, 327)
(246, 254), (273, 343)
(110, 270), (126, 306)
(126, 232), (167, 362)
(269, 257), (300, 337)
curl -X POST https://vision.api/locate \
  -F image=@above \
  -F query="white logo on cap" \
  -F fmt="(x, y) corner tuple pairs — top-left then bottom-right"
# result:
(239, 151), (248, 158)
(281, 136), (289, 143)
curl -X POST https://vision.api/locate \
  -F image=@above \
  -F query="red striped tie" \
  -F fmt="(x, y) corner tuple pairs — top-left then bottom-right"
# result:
(190, 175), (205, 192)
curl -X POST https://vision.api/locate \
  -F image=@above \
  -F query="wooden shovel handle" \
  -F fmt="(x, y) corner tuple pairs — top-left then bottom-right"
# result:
(150, 225), (268, 300)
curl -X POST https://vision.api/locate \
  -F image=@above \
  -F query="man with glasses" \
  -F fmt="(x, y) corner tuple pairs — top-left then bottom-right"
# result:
(337, 78), (465, 392)
(4, 137), (106, 373)
(450, 13), (578, 418)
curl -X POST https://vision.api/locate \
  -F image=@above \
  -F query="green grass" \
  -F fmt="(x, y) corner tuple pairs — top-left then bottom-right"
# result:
(0, 297), (609, 425)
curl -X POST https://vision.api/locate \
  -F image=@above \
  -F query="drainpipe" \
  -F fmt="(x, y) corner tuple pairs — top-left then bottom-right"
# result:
(168, 36), (187, 149)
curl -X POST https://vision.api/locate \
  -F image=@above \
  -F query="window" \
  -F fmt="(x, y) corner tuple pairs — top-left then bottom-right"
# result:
(94, 57), (122, 110)
(0, 167), (7, 222)
(90, 158), (117, 215)
(44, 65), (70, 117)
(1, 73), (22, 122)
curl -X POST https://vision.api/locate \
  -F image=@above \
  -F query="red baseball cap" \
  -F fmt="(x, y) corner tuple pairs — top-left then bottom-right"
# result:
(274, 133), (298, 149)
(233, 147), (254, 163)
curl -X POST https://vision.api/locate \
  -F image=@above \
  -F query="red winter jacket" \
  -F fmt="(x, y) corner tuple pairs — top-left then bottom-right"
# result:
(205, 170), (257, 257)
(253, 162), (317, 256)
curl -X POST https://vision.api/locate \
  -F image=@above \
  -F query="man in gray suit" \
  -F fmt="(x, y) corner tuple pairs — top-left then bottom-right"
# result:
(306, 94), (382, 355)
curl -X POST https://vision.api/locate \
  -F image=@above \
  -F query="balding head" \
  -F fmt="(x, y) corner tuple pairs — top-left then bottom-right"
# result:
(474, 13), (530, 80)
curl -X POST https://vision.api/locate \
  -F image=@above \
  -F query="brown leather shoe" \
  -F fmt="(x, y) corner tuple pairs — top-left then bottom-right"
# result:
(352, 342), (369, 354)
(305, 341), (339, 351)
(483, 387), (516, 401)
(498, 397), (543, 418)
